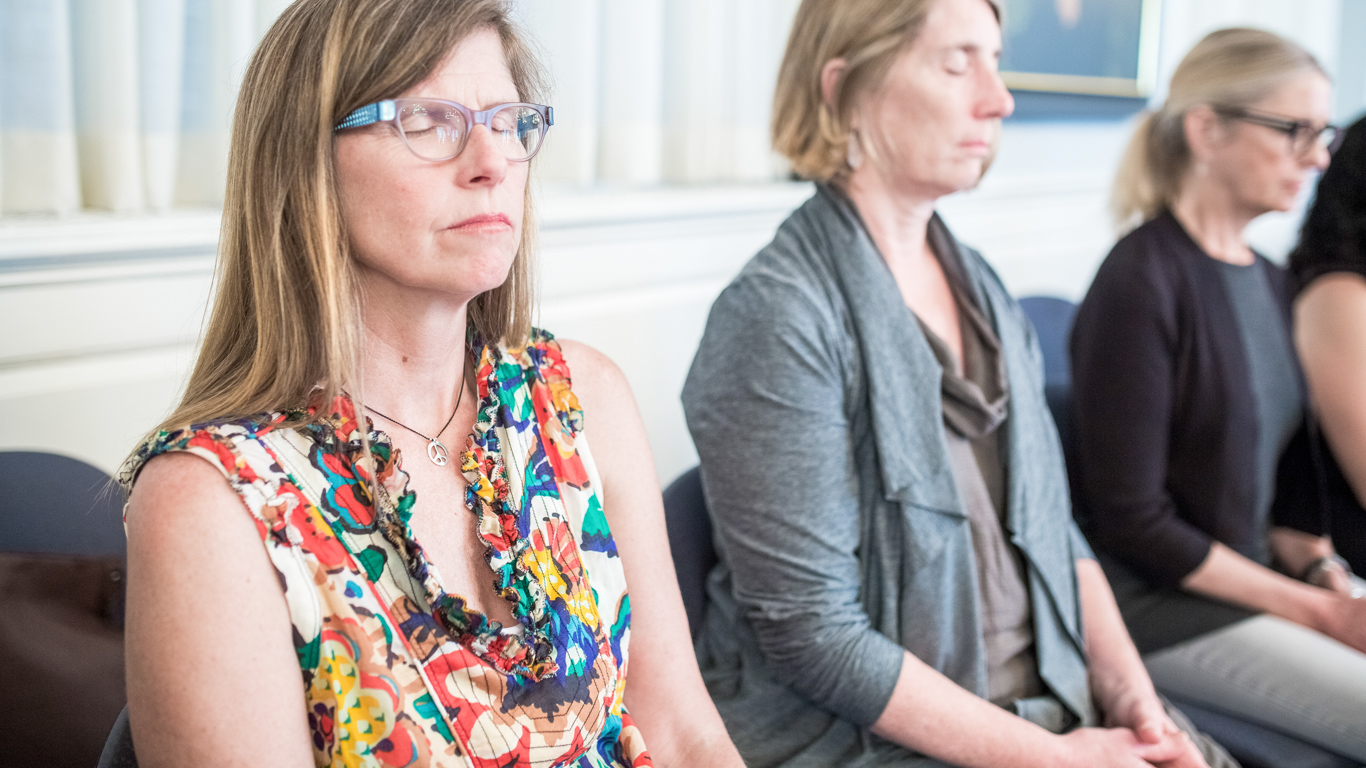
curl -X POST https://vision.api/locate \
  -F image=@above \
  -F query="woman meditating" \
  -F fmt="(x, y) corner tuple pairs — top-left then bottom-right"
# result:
(682, 0), (1227, 766)
(1071, 28), (1366, 761)
(117, 2), (741, 766)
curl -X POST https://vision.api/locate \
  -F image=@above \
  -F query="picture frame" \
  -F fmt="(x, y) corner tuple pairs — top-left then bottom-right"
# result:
(998, 0), (1164, 98)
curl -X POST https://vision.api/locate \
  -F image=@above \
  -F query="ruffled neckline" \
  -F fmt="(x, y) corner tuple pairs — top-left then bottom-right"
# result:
(304, 336), (568, 681)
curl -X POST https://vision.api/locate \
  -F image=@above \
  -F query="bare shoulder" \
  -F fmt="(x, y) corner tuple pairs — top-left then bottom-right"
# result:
(125, 451), (262, 569)
(128, 452), (239, 529)
(555, 338), (637, 417)
(553, 338), (655, 487)
(556, 338), (627, 387)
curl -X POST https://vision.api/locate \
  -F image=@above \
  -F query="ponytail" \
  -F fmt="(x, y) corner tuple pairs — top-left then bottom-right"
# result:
(1109, 28), (1325, 234)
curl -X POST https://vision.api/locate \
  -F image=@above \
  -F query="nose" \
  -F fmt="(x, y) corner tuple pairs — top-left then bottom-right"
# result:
(979, 67), (1015, 120)
(457, 124), (509, 187)
(1306, 139), (1331, 172)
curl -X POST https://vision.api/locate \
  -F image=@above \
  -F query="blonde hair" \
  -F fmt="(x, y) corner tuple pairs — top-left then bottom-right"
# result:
(1112, 28), (1325, 232)
(153, 0), (543, 437)
(772, 0), (999, 182)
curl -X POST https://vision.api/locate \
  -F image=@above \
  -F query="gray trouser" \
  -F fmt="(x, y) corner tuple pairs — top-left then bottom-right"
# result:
(1145, 613), (1366, 761)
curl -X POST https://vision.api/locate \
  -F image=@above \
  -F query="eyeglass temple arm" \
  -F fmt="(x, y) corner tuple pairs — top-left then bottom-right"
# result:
(334, 101), (552, 132)
(334, 100), (397, 132)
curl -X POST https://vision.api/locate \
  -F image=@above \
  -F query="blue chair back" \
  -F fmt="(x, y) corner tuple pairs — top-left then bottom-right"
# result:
(661, 466), (716, 639)
(1017, 295), (1077, 390)
(0, 450), (126, 557)
(0, 451), (129, 767)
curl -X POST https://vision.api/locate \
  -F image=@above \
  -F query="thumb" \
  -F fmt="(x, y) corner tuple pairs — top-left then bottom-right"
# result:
(1131, 700), (1169, 744)
(1136, 719), (1165, 744)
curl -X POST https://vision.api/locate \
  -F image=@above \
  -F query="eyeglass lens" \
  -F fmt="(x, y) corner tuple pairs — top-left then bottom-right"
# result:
(397, 101), (546, 161)
(1311, 125), (1342, 153)
(1286, 122), (1340, 154)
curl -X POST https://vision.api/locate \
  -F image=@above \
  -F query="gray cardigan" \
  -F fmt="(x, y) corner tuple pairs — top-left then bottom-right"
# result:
(682, 185), (1097, 767)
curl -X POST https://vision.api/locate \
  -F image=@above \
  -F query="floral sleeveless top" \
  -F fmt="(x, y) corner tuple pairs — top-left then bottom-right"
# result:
(120, 331), (652, 768)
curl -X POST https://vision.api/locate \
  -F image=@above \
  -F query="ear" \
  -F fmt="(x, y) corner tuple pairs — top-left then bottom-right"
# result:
(1183, 104), (1221, 163)
(820, 57), (848, 114)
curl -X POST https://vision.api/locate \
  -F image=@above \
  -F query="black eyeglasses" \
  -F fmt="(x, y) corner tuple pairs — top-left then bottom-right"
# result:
(1213, 105), (1343, 155)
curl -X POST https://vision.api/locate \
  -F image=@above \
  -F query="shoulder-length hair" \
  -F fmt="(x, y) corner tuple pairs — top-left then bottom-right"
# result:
(772, 0), (999, 182)
(1290, 115), (1366, 289)
(153, 0), (544, 437)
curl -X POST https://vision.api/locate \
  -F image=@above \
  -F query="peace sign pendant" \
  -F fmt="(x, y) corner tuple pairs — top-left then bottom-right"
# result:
(427, 438), (450, 467)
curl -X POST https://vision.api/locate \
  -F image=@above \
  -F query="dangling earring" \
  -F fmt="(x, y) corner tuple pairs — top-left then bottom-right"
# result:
(847, 130), (864, 170)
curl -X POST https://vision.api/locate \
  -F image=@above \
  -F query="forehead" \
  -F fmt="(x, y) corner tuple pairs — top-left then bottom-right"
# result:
(403, 27), (517, 105)
(917, 0), (1002, 52)
(1255, 71), (1332, 118)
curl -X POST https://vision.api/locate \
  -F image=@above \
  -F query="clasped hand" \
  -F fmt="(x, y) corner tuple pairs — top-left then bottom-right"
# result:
(1056, 688), (1209, 768)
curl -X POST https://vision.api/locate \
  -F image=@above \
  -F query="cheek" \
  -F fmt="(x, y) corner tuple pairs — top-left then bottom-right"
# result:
(338, 161), (439, 269)
(1249, 145), (1302, 200)
(504, 163), (530, 229)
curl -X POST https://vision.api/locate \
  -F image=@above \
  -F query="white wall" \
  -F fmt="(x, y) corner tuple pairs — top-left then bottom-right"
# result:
(1, 0), (1359, 487)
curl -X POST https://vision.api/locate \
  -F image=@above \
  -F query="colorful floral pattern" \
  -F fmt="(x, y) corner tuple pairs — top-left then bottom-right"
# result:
(120, 331), (651, 768)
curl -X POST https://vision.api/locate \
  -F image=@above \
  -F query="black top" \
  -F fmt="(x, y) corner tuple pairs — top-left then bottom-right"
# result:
(1070, 211), (1326, 588)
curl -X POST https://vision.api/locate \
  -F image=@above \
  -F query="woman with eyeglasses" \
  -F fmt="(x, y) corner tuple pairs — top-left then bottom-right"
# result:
(115, 2), (742, 766)
(1289, 115), (1366, 579)
(1071, 28), (1366, 760)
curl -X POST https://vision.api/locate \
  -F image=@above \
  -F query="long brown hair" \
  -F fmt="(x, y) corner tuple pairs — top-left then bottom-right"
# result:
(1111, 28), (1325, 232)
(153, 0), (544, 437)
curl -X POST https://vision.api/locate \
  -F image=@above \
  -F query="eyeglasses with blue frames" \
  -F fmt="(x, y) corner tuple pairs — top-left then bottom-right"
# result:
(334, 99), (554, 162)
(1213, 105), (1343, 156)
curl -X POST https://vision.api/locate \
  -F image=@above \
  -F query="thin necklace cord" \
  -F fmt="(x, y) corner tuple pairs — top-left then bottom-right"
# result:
(364, 380), (464, 443)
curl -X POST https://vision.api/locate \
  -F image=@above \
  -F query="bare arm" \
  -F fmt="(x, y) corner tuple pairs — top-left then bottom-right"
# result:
(559, 340), (743, 768)
(869, 644), (1178, 768)
(1076, 559), (1206, 768)
(866, 560), (1202, 768)
(1182, 542), (1366, 652)
(1296, 273), (1366, 507)
(125, 453), (314, 768)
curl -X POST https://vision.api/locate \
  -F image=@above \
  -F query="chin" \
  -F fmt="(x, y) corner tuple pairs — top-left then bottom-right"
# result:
(1266, 195), (1298, 214)
(946, 161), (987, 194)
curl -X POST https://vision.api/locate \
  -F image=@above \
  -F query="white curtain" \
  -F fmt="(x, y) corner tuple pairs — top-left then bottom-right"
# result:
(0, 1), (81, 215)
(0, 0), (798, 216)
(515, 0), (800, 186)
(0, 0), (287, 215)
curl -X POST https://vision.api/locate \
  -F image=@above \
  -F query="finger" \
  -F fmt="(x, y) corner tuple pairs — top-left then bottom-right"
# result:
(1328, 569), (1354, 595)
(1160, 740), (1210, 768)
(1132, 733), (1187, 762)
(1132, 703), (1169, 744)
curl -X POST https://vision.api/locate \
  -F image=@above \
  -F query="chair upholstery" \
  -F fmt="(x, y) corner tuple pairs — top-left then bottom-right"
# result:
(661, 466), (717, 639)
(97, 707), (138, 768)
(0, 451), (129, 768)
(0, 450), (127, 557)
(1017, 296), (1357, 768)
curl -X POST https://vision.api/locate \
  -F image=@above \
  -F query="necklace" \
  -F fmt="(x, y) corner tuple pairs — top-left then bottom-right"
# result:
(363, 379), (466, 467)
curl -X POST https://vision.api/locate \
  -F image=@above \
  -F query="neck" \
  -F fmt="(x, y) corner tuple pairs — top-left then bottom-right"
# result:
(355, 268), (472, 435)
(1170, 175), (1260, 266)
(841, 165), (939, 268)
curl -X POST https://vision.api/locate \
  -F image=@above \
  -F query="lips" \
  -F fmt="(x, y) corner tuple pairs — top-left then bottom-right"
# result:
(447, 213), (512, 232)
